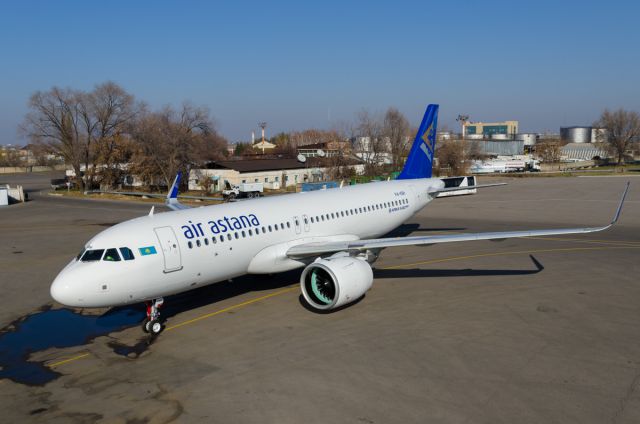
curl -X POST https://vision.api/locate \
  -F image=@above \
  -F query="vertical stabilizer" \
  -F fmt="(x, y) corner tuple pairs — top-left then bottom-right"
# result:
(397, 104), (439, 179)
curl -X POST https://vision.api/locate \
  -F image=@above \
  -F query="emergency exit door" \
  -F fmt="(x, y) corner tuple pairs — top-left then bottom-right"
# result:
(154, 226), (183, 272)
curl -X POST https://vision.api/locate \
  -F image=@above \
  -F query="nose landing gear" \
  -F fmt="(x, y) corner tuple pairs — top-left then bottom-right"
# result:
(142, 298), (164, 335)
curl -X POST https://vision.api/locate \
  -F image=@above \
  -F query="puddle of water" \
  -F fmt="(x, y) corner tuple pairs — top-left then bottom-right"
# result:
(0, 306), (145, 386)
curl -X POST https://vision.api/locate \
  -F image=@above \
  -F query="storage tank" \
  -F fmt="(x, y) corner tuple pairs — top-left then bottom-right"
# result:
(516, 133), (538, 146)
(560, 126), (592, 143)
(465, 134), (484, 140)
(591, 128), (607, 143)
(490, 133), (509, 140)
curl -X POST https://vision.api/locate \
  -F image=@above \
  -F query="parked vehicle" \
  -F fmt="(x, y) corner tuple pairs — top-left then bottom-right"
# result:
(222, 181), (264, 200)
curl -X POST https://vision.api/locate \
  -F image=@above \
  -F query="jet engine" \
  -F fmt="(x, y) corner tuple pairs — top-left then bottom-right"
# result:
(300, 254), (373, 310)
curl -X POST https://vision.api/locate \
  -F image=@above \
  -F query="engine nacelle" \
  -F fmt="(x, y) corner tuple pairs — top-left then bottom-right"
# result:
(300, 255), (373, 310)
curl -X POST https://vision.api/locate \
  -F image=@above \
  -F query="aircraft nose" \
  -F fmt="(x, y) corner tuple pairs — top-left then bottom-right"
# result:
(51, 270), (81, 306)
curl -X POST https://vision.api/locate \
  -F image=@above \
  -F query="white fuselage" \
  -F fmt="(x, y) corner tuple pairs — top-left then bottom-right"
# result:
(50, 178), (444, 308)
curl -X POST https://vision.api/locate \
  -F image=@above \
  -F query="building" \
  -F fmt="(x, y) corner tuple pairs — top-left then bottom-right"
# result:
(297, 140), (350, 158)
(463, 121), (519, 139)
(189, 157), (365, 192)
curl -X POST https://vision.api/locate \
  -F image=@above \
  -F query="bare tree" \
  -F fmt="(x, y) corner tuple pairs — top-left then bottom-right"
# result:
(536, 140), (562, 163)
(354, 109), (386, 176)
(594, 108), (640, 164)
(436, 140), (469, 176)
(383, 107), (411, 171)
(22, 82), (137, 190)
(129, 103), (226, 189)
(21, 87), (87, 189)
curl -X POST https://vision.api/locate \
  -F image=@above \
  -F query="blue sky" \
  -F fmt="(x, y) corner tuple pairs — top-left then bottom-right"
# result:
(1, 0), (638, 144)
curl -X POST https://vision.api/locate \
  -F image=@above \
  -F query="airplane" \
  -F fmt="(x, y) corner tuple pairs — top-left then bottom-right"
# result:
(50, 104), (630, 336)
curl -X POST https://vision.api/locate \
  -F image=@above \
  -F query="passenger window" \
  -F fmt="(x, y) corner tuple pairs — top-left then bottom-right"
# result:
(287, 222), (292, 228)
(196, 239), (201, 247)
(119, 247), (135, 260)
(212, 237), (217, 244)
(249, 229), (254, 236)
(331, 213), (335, 219)
(235, 232), (239, 239)
(188, 241), (193, 249)
(219, 235), (224, 243)
(280, 223), (285, 229)
(227, 233), (232, 241)
(262, 226), (266, 233)
(204, 238), (209, 246)
(268, 225), (272, 232)
(242, 230), (246, 237)
(81, 249), (105, 262)
(103, 248), (121, 262)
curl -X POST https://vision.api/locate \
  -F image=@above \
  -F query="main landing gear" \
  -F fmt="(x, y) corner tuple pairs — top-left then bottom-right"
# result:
(142, 298), (164, 335)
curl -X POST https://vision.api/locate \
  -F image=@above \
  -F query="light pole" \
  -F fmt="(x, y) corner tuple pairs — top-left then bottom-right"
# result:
(456, 114), (469, 139)
(258, 122), (267, 154)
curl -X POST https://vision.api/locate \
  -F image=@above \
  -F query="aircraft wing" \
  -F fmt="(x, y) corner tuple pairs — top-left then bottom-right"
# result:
(287, 182), (629, 259)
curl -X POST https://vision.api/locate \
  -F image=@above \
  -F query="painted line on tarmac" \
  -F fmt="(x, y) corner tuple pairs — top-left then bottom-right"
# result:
(380, 245), (640, 270)
(526, 236), (640, 247)
(48, 352), (91, 368)
(165, 286), (299, 331)
(47, 244), (640, 369)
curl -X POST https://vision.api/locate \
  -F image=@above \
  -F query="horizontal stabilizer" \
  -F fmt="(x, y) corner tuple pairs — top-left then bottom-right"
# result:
(429, 182), (506, 195)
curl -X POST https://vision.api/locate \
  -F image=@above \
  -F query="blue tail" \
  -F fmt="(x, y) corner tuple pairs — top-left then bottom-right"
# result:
(397, 104), (439, 179)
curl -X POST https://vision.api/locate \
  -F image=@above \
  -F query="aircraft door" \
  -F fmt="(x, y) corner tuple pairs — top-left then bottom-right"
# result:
(293, 216), (302, 235)
(154, 226), (183, 273)
(302, 214), (310, 232)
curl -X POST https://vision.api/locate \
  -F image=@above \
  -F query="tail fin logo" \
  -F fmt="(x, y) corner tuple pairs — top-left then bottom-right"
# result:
(420, 122), (435, 157)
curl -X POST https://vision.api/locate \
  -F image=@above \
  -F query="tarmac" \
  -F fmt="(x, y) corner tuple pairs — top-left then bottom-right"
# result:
(1, 172), (639, 423)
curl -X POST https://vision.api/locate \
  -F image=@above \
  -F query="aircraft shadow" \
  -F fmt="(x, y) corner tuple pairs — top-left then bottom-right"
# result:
(105, 270), (301, 322)
(103, 253), (542, 329)
(373, 255), (544, 279)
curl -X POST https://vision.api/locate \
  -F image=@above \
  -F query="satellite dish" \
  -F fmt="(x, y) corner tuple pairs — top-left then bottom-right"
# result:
(317, 149), (326, 157)
(297, 154), (307, 163)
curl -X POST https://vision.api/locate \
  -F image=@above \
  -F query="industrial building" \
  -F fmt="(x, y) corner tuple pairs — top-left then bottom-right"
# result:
(463, 120), (519, 139)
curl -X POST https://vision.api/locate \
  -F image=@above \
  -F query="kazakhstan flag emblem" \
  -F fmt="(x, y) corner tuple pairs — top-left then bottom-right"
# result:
(139, 246), (157, 256)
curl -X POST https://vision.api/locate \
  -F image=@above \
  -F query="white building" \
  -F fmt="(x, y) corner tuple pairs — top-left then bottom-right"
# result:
(189, 158), (365, 192)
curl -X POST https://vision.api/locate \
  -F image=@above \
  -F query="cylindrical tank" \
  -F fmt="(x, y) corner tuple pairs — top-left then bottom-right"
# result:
(560, 127), (592, 143)
(516, 133), (538, 146)
(491, 133), (509, 140)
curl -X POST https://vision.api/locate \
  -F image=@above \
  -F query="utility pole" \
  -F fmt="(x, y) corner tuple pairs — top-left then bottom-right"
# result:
(456, 114), (469, 140)
(258, 122), (267, 154)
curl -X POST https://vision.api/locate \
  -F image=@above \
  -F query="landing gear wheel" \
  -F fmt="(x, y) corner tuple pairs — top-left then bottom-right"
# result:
(143, 297), (164, 335)
(142, 317), (150, 333)
(148, 319), (163, 335)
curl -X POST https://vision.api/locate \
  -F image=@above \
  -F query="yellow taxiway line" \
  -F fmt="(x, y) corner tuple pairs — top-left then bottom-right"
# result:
(46, 243), (640, 369)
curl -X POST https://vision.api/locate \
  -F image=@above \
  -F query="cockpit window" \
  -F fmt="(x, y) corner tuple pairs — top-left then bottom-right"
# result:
(76, 249), (86, 260)
(119, 247), (135, 261)
(103, 248), (121, 262)
(81, 249), (105, 262)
